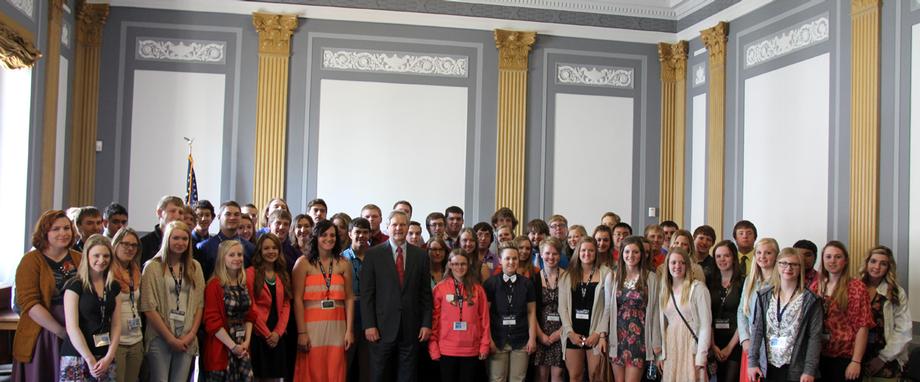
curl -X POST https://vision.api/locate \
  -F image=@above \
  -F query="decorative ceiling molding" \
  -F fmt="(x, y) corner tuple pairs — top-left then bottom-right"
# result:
(556, 63), (633, 88)
(135, 37), (226, 64)
(744, 14), (829, 68)
(5, 0), (34, 19)
(322, 47), (469, 78)
(447, 0), (713, 20)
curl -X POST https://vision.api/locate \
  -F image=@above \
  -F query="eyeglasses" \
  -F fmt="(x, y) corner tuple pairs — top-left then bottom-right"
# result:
(777, 261), (801, 269)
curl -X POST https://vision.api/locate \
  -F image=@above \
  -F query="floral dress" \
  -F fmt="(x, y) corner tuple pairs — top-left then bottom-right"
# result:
(206, 285), (253, 382)
(533, 283), (563, 367)
(613, 280), (646, 368)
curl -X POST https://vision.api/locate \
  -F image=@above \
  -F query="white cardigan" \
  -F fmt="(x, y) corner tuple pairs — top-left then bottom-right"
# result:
(875, 280), (912, 367)
(603, 270), (661, 361)
(558, 265), (610, 360)
(658, 279), (711, 366)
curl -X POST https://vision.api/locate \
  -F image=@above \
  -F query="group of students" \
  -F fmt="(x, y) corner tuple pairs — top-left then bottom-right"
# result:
(10, 196), (913, 382)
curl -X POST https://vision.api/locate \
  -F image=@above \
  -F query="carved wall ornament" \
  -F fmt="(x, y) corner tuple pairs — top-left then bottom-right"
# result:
(744, 15), (829, 68)
(5, 0), (33, 19)
(322, 48), (468, 77)
(692, 63), (706, 87)
(252, 13), (298, 56)
(76, 3), (108, 47)
(0, 19), (41, 69)
(556, 63), (632, 88)
(494, 29), (536, 71)
(61, 23), (70, 48)
(136, 38), (226, 64)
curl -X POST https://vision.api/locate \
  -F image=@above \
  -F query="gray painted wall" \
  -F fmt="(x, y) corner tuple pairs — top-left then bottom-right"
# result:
(91, 6), (663, 228)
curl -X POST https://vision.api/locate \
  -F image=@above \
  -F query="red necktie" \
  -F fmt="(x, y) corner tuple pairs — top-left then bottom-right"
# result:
(396, 246), (405, 287)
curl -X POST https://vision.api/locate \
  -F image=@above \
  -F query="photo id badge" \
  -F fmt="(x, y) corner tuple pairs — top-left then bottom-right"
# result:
(169, 309), (186, 322)
(769, 336), (791, 350)
(502, 315), (517, 326)
(321, 300), (335, 310)
(546, 313), (560, 322)
(231, 328), (245, 341)
(93, 332), (111, 347)
(575, 309), (590, 320)
(445, 294), (455, 303)
(127, 317), (142, 332)
(714, 318), (730, 330)
(452, 321), (467, 331)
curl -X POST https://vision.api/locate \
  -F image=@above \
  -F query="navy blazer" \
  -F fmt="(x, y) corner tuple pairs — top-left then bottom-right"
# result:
(360, 241), (433, 343)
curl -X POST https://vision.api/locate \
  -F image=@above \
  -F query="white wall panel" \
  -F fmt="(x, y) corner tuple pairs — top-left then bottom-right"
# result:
(690, 94), (706, 231)
(0, 65), (32, 284)
(54, 56), (68, 209)
(129, 70), (225, 230)
(552, 93), (633, 227)
(742, 53), (829, 248)
(909, 23), (920, 319)
(316, 79), (467, 230)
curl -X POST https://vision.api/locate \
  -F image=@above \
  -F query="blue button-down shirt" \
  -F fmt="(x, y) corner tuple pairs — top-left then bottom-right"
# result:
(195, 231), (255, 280)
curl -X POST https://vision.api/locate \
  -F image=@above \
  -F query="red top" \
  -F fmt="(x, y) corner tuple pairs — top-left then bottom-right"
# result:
(429, 278), (491, 359)
(809, 278), (875, 357)
(370, 231), (389, 247)
(245, 267), (290, 338)
(203, 279), (256, 371)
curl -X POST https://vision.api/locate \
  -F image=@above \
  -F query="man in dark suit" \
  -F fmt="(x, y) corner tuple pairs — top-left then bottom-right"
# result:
(361, 210), (432, 382)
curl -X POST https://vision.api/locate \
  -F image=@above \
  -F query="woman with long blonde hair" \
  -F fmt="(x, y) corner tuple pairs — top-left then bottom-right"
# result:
(60, 234), (122, 381)
(737, 238), (778, 382)
(746, 248), (822, 382)
(657, 247), (710, 382)
(203, 240), (254, 380)
(111, 227), (144, 382)
(811, 241), (873, 381)
(858, 245), (912, 380)
(140, 221), (205, 382)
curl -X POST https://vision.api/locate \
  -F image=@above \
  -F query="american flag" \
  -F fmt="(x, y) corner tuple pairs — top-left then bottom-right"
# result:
(185, 152), (198, 205)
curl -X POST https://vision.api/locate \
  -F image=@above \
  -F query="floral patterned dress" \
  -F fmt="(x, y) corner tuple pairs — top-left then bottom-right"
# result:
(613, 280), (647, 368)
(533, 283), (563, 367)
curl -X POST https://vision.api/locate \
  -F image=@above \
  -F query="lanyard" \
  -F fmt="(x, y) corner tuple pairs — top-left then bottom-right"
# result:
(318, 259), (334, 298)
(95, 284), (108, 329)
(776, 292), (794, 328)
(504, 278), (515, 311)
(580, 266), (596, 298)
(171, 264), (184, 309)
(453, 279), (464, 322)
(542, 269), (556, 290)
(128, 279), (137, 318)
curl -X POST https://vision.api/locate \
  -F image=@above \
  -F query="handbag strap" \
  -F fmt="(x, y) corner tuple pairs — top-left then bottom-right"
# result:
(671, 292), (698, 343)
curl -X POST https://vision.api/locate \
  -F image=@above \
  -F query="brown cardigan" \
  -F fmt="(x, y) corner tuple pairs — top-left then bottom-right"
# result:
(13, 249), (82, 363)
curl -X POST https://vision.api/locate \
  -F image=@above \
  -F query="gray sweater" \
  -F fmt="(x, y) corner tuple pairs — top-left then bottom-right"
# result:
(748, 286), (823, 380)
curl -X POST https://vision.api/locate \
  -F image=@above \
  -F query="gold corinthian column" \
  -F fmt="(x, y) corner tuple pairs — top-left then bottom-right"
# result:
(68, 2), (108, 206)
(252, 13), (298, 212)
(849, 0), (881, 274)
(39, 0), (64, 211)
(494, 29), (535, 233)
(701, 22), (728, 239)
(658, 41), (688, 227)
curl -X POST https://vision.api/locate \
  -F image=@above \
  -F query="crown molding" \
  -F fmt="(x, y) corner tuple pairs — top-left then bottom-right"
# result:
(445, 0), (713, 20)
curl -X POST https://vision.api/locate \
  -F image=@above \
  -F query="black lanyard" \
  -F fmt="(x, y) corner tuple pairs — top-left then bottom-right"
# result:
(776, 292), (794, 329)
(318, 259), (334, 298)
(580, 267), (596, 298)
(95, 284), (109, 330)
(170, 264), (184, 309)
(453, 279), (464, 322)
(128, 279), (137, 318)
(542, 269), (556, 290)
(504, 277), (515, 311)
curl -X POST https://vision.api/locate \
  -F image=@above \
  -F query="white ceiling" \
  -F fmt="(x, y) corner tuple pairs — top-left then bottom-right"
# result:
(444, 0), (715, 20)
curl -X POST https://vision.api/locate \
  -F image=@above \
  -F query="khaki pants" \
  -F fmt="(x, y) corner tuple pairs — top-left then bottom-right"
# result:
(115, 341), (144, 382)
(488, 344), (528, 382)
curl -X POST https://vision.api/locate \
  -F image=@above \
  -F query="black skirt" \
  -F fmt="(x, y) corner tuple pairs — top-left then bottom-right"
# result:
(251, 283), (288, 378)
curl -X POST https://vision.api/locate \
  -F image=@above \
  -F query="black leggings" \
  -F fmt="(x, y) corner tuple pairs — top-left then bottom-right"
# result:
(715, 359), (740, 382)
(439, 355), (481, 382)
(819, 356), (859, 382)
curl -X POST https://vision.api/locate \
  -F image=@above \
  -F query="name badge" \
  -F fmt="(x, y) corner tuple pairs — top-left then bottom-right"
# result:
(231, 327), (245, 340)
(321, 300), (335, 310)
(93, 332), (111, 347)
(714, 318), (730, 330)
(769, 336), (791, 350)
(546, 314), (560, 322)
(575, 309), (590, 320)
(446, 294), (455, 303)
(127, 317), (142, 332)
(169, 309), (186, 322)
(452, 321), (467, 331)
(502, 315), (517, 326)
